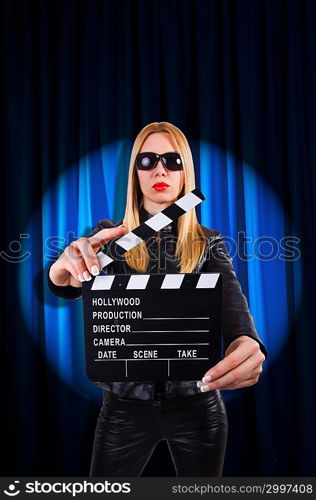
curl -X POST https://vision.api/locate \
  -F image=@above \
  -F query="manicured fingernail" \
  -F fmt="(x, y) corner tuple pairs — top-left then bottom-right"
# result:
(202, 375), (212, 383)
(83, 271), (92, 281)
(196, 381), (203, 387)
(200, 385), (209, 392)
(91, 265), (99, 276)
(77, 274), (85, 282)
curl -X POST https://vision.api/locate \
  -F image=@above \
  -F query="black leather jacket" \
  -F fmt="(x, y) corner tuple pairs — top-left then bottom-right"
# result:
(47, 206), (267, 401)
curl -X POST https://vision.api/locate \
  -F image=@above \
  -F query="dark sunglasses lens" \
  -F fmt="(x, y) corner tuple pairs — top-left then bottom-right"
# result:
(162, 153), (183, 170)
(136, 154), (157, 170)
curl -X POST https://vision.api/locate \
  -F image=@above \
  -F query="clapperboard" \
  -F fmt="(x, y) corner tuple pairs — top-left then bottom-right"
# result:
(82, 188), (223, 382)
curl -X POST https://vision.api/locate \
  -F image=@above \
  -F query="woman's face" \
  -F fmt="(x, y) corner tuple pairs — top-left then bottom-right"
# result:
(136, 132), (184, 213)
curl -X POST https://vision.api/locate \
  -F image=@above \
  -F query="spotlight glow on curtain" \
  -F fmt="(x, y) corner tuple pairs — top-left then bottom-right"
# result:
(19, 140), (301, 402)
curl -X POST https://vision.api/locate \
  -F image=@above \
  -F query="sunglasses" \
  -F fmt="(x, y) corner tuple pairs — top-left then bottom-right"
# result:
(135, 152), (183, 171)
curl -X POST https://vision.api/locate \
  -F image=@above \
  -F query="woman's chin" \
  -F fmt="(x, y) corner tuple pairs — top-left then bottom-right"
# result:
(152, 191), (175, 201)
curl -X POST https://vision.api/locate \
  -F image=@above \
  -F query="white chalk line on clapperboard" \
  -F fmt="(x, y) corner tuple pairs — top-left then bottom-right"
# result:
(91, 188), (220, 377)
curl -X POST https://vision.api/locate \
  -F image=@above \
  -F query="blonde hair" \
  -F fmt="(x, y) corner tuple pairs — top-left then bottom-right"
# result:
(122, 121), (207, 273)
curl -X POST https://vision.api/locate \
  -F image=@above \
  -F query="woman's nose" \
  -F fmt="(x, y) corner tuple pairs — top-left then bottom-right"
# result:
(154, 160), (167, 174)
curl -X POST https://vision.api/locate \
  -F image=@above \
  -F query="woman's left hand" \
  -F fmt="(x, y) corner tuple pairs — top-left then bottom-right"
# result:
(197, 335), (266, 391)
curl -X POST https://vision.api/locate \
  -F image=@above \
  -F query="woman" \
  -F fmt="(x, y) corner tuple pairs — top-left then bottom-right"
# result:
(48, 121), (267, 477)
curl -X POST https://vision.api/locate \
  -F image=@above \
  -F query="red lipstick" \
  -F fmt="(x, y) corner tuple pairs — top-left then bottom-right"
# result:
(152, 182), (169, 191)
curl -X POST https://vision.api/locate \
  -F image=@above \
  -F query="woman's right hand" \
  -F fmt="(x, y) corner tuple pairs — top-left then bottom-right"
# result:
(49, 225), (127, 287)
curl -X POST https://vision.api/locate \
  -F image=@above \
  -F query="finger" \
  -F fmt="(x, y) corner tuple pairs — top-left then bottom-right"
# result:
(199, 377), (258, 392)
(73, 238), (101, 278)
(220, 377), (260, 390)
(89, 225), (127, 252)
(69, 273), (84, 287)
(64, 244), (90, 281)
(199, 351), (263, 391)
(202, 341), (257, 383)
(63, 258), (85, 284)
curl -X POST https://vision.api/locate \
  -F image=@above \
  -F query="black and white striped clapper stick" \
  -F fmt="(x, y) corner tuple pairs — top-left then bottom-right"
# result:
(96, 187), (205, 270)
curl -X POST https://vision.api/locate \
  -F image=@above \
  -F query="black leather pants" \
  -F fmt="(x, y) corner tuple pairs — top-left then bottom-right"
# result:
(90, 389), (228, 477)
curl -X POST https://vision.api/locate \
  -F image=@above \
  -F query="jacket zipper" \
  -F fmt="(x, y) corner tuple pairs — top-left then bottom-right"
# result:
(157, 230), (161, 273)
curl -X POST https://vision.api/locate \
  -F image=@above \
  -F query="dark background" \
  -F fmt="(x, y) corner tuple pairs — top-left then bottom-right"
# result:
(1, 0), (315, 476)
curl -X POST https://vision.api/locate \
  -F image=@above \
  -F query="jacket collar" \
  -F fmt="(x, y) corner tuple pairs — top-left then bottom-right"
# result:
(139, 205), (176, 234)
(139, 205), (153, 223)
